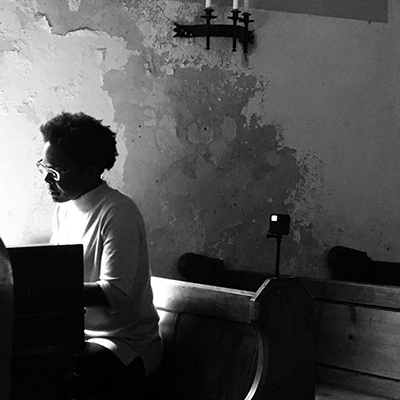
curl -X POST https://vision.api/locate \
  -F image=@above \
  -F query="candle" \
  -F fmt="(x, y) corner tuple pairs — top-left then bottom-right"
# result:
(205, 0), (211, 8)
(233, 0), (238, 9)
(244, 0), (249, 12)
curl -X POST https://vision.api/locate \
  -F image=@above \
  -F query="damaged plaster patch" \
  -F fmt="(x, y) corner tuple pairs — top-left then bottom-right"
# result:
(10, 0), (39, 14)
(187, 119), (214, 145)
(68, 0), (81, 12)
(165, 66), (257, 145)
(265, 150), (280, 167)
(157, 63), (316, 272)
(243, 73), (327, 259)
(285, 152), (329, 244)
(220, 116), (237, 141)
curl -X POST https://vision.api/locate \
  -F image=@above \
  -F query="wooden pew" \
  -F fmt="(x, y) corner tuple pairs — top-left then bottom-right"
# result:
(301, 278), (400, 400)
(151, 276), (315, 400)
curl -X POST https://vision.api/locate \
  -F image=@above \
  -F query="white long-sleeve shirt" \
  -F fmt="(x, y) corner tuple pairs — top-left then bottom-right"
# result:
(50, 181), (162, 374)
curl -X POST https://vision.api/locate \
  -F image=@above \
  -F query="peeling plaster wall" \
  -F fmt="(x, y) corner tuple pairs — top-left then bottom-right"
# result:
(1, 0), (400, 279)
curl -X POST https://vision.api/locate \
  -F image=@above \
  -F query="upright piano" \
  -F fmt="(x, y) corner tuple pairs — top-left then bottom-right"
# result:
(7, 244), (85, 400)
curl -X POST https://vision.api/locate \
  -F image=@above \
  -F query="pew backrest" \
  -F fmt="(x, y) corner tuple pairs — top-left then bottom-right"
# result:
(301, 278), (400, 399)
(151, 276), (315, 400)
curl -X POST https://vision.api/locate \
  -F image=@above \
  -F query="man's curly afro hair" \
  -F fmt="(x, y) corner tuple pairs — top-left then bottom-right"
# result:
(40, 112), (118, 172)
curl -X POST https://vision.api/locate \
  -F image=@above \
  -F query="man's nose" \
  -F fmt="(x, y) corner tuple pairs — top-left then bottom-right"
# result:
(44, 173), (55, 183)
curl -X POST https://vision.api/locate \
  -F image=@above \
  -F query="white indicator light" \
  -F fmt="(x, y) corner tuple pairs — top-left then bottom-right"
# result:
(271, 215), (278, 222)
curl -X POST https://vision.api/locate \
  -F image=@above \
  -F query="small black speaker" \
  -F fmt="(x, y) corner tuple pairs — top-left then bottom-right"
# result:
(268, 214), (290, 236)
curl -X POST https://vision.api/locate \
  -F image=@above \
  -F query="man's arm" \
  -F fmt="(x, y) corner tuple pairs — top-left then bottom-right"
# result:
(84, 282), (110, 307)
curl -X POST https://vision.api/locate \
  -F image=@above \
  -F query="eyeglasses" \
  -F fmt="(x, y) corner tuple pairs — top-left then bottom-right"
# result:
(36, 159), (74, 181)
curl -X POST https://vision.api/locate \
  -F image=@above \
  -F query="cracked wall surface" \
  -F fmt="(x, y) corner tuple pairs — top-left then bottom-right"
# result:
(1, 0), (400, 279)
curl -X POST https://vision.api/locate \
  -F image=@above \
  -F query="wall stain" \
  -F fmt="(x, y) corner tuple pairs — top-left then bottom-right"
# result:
(34, 0), (325, 278)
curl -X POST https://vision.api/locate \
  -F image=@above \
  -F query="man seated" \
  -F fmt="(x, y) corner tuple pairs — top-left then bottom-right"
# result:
(37, 112), (163, 399)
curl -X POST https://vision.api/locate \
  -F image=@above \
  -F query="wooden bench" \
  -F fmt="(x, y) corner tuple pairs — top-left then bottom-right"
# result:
(301, 278), (400, 400)
(151, 276), (315, 400)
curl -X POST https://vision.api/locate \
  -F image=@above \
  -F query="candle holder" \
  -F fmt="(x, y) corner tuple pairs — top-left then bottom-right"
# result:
(201, 8), (217, 50)
(239, 12), (254, 54)
(227, 9), (240, 52)
(173, 8), (255, 55)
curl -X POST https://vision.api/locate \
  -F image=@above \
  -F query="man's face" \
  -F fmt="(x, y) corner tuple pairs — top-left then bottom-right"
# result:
(42, 141), (88, 203)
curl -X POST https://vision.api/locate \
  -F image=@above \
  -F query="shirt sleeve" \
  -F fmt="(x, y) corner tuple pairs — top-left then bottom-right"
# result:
(97, 202), (146, 311)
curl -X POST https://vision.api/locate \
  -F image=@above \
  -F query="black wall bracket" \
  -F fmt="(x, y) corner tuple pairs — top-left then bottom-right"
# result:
(173, 9), (254, 54)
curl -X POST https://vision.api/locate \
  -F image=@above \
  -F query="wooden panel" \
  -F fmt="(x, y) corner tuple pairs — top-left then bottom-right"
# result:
(152, 277), (315, 400)
(182, 0), (388, 23)
(8, 245), (85, 353)
(8, 245), (83, 315)
(151, 277), (258, 323)
(301, 278), (400, 310)
(166, 313), (228, 400)
(13, 312), (84, 352)
(315, 301), (400, 380)
(315, 383), (394, 400)
(164, 313), (258, 400)
(216, 322), (258, 400)
(316, 367), (400, 399)
(254, 278), (315, 400)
